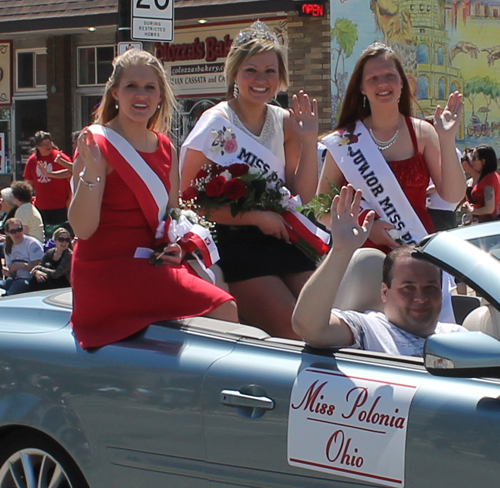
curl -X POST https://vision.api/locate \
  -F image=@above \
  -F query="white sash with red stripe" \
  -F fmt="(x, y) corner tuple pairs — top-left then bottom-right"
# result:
(89, 125), (219, 273)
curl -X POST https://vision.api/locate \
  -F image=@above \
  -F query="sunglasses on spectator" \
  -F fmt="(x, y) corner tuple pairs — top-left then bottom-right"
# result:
(56, 237), (71, 243)
(7, 227), (23, 235)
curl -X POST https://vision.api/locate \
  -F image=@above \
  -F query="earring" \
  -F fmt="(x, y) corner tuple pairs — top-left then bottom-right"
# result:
(115, 102), (119, 110)
(362, 94), (367, 108)
(233, 83), (239, 99)
(157, 104), (161, 110)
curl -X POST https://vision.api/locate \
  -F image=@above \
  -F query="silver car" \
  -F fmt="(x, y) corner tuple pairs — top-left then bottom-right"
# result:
(0, 222), (499, 488)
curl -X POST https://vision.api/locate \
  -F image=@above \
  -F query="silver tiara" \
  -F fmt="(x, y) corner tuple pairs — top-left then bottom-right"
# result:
(232, 20), (280, 47)
(362, 41), (395, 55)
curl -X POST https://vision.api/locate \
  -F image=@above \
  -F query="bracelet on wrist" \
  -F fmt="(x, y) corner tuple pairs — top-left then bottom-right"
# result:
(79, 171), (101, 190)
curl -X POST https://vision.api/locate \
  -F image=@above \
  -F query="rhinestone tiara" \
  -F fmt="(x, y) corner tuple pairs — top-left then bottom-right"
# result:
(232, 20), (280, 48)
(362, 41), (395, 55)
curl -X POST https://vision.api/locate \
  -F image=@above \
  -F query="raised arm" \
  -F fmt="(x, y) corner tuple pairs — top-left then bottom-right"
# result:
(68, 130), (108, 239)
(284, 91), (319, 204)
(425, 91), (466, 203)
(292, 185), (375, 347)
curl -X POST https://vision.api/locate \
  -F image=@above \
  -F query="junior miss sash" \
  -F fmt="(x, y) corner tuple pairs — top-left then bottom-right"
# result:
(322, 121), (456, 323)
(181, 111), (330, 256)
(88, 125), (219, 270)
(322, 121), (427, 244)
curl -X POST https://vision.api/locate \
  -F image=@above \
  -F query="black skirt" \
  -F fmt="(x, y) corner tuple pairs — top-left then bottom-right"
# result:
(214, 224), (317, 283)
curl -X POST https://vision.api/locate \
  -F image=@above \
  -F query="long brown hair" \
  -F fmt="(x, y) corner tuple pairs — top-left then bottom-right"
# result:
(94, 49), (177, 134)
(4, 218), (23, 256)
(335, 43), (413, 130)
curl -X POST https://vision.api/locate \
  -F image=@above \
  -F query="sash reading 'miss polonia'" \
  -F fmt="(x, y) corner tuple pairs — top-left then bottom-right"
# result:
(180, 111), (330, 256)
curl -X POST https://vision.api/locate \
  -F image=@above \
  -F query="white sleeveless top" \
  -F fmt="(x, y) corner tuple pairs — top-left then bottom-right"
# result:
(214, 101), (286, 169)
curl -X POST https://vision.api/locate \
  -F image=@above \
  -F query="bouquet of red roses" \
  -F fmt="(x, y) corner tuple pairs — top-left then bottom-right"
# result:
(181, 163), (285, 218)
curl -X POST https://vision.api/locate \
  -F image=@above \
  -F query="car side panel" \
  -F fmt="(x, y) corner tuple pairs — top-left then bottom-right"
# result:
(203, 341), (500, 487)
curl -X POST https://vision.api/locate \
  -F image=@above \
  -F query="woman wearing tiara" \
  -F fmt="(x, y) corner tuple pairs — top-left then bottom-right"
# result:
(180, 21), (319, 339)
(320, 42), (465, 253)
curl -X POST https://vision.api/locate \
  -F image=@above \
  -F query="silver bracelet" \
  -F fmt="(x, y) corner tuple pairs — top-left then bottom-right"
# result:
(79, 171), (101, 190)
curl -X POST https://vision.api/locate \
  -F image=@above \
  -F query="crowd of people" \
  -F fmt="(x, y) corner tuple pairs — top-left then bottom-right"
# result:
(1, 21), (499, 354)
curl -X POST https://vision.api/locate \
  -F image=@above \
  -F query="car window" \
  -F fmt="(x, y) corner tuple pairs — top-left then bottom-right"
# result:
(466, 233), (500, 260)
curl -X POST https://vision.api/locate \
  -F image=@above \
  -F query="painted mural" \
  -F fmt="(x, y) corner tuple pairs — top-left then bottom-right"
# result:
(330, 0), (500, 152)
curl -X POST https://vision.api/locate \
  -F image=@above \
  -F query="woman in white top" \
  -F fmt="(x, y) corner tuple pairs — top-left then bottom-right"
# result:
(181, 21), (319, 338)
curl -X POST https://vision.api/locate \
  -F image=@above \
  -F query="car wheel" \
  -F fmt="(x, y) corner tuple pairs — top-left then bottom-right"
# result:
(0, 431), (89, 488)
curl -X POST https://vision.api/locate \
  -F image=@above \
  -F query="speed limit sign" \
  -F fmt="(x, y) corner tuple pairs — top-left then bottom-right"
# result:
(131, 0), (174, 42)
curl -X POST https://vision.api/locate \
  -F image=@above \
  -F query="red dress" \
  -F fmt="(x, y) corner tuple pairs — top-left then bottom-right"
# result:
(71, 133), (233, 349)
(470, 172), (500, 221)
(361, 116), (434, 253)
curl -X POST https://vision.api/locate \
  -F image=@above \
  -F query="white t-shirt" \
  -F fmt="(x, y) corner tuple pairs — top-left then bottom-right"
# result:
(5, 235), (44, 279)
(331, 309), (467, 357)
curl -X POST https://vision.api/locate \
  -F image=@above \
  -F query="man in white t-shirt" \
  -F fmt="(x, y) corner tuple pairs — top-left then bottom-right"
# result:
(0, 218), (44, 296)
(292, 185), (466, 357)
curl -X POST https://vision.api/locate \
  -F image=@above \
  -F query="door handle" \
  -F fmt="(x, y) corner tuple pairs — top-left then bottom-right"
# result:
(220, 389), (275, 410)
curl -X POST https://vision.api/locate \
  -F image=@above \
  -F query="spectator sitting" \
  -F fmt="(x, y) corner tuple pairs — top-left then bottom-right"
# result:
(11, 181), (45, 243)
(30, 227), (72, 291)
(1, 188), (18, 258)
(0, 218), (44, 296)
(292, 185), (467, 357)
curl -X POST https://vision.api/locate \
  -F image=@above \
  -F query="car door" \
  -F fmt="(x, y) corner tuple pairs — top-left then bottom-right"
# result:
(202, 337), (500, 488)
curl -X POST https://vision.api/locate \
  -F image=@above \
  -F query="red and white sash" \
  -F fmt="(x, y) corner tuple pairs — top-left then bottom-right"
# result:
(181, 112), (330, 254)
(88, 125), (219, 271)
(322, 121), (456, 323)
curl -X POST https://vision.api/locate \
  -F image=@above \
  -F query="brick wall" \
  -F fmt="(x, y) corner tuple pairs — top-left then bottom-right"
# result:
(47, 35), (74, 156)
(287, 6), (332, 135)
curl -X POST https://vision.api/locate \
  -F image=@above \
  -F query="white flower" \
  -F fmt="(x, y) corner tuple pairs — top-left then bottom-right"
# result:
(220, 170), (232, 181)
(248, 166), (261, 175)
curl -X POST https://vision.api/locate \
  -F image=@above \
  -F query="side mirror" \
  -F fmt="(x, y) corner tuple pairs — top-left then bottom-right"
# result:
(424, 331), (500, 378)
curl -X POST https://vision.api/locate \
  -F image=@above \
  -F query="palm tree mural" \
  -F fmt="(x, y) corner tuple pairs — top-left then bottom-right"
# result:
(330, 18), (358, 126)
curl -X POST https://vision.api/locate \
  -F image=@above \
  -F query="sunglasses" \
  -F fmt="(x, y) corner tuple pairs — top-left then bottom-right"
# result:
(56, 237), (71, 243)
(7, 227), (23, 235)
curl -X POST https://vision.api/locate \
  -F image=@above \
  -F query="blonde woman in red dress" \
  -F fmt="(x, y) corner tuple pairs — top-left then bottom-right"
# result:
(69, 49), (237, 349)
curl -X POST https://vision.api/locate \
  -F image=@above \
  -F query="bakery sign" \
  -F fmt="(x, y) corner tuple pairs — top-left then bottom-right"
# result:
(288, 367), (419, 487)
(155, 20), (286, 97)
(0, 41), (12, 106)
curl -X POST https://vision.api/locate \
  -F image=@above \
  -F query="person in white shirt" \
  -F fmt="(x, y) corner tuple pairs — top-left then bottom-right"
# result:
(1, 218), (44, 296)
(292, 185), (467, 356)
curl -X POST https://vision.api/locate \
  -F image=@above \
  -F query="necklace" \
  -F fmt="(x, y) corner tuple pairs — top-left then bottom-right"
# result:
(369, 125), (400, 151)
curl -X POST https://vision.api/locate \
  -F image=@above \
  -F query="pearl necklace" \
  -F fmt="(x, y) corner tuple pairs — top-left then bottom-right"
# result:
(369, 125), (400, 151)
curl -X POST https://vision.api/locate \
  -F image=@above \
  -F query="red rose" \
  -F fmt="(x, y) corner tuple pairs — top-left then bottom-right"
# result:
(224, 178), (246, 200)
(181, 186), (198, 201)
(228, 163), (249, 177)
(205, 176), (226, 197)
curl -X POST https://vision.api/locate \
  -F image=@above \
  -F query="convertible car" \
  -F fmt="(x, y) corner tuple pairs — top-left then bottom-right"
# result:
(1, 222), (500, 488)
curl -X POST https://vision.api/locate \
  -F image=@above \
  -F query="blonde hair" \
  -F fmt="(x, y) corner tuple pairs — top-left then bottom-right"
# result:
(52, 227), (70, 240)
(224, 37), (288, 100)
(94, 49), (177, 133)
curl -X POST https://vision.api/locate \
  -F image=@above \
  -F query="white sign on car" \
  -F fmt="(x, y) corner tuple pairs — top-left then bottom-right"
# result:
(288, 367), (419, 487)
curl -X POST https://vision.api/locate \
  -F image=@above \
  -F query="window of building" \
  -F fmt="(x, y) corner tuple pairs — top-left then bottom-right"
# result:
(417, 44), (429, 64)
(437, 47), (444, 65)
(16, 49), (47, 90)
(418, 76), (429, 99)
(438, 78), (445, 99)
(77, 46), (114, 86)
